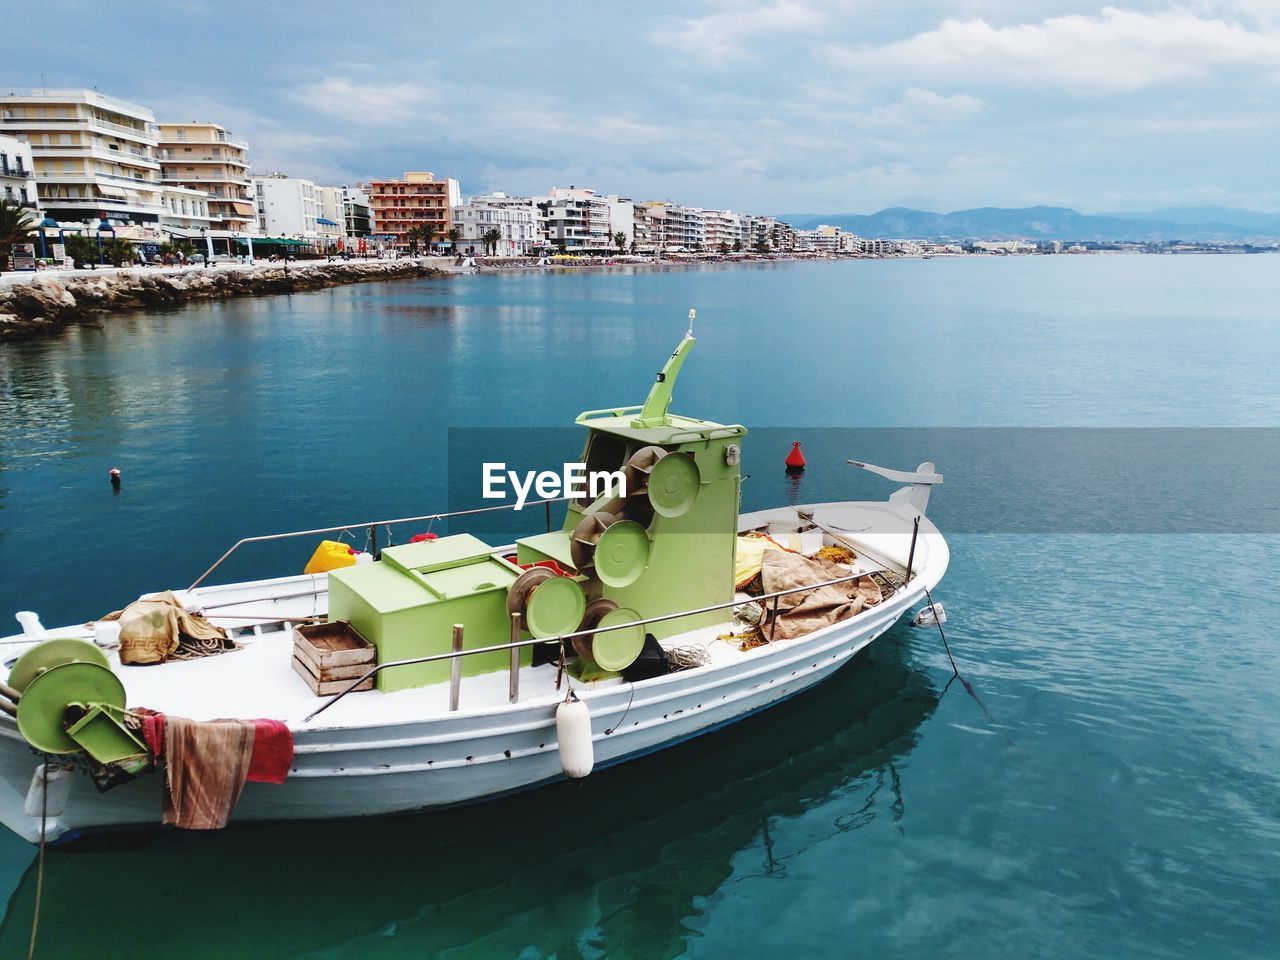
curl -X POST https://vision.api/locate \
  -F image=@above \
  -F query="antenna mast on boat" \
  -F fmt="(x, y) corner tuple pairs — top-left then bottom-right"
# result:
(635, 309), (697, 428)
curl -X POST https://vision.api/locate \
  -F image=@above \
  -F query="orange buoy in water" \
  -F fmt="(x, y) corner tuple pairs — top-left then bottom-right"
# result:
(785, 442), (806, 471)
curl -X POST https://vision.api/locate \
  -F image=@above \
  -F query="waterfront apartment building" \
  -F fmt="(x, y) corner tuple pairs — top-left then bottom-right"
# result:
(453, 194), (539, 255)
(253, 173), (321, 238)
(0, 88), (163, 225)
(338, 186), (373, 239)
(159, 184), (216, 234)
(747, 215), (795, 252)
(794, 224), (842, 254)
(0, 134), (37, 208)
(157, 122), (255, 235)
(315, 186), (346, 246)
(537, 187), (612, 251)
(633, 200), (669, 252)
(365, 171), (460, 251)
(701, 209), (741, 251)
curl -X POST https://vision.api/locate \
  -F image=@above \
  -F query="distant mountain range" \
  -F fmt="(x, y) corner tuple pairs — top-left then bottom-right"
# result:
(779, 205), (1280, 242)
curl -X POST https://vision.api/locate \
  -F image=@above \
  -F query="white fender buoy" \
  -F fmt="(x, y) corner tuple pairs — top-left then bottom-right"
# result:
(24, 762), (73, 818)
(556, 695), (594, 779)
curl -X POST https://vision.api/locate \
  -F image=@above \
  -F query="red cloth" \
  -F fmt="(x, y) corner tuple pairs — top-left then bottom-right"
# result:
(246, 719), (294, 784)
(520, 559), (570, 577)
(135, 708), (166, 761)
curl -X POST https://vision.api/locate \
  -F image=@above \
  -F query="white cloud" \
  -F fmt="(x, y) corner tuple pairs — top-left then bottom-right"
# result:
(655, 0), (831, 63)
(291, 78), (438, 124)
(861, 88), (988, 126)
(826, 6), (1280, 94)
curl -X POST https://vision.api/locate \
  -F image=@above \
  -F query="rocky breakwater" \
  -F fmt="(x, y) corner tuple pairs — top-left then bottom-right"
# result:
(0, 259), (444, 341)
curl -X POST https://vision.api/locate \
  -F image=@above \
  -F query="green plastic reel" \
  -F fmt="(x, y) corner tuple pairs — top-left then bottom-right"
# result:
(17, 661), (127, 755)
(8, 638), (110, 694)
(592, 607), (646, 672)
(594, 520), (651, 587)
(524, 576), (587, 640)
(647, 453), (700, 518)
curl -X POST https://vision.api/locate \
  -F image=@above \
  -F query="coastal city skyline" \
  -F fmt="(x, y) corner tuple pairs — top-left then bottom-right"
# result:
(4, 1), (1278, 216)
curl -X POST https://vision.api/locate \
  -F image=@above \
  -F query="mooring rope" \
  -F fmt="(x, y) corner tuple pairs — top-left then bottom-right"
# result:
(27, 755), (48, 960)
(922, 585), (999, 726)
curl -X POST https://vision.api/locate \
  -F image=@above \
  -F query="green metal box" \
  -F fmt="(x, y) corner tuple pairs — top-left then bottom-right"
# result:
(327, 534), (528, 692)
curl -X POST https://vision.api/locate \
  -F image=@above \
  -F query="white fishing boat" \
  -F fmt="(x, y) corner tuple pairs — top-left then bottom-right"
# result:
(0, 316), (947, 844)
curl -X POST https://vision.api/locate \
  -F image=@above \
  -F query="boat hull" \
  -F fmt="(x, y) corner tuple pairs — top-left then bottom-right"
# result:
(0, 500), (949, 843)
(0, 587), (917, 843)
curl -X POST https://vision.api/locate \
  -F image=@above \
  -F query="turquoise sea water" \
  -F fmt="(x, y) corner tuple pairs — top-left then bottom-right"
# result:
(0, 256), (1277, 958)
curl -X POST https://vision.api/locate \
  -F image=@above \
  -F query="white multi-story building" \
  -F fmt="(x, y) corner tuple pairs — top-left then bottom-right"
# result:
(664, 205), (705, 251)
(747, 215), (795, 252)
(702, 209), (750, 251)
(837, 232), (864, 254)
(253, 173), (321, 238)
(315, 186), (346, 246)
(452, 194), (539, 255)
(537, 186), (617, 251)
(606, 195), (634, 249)
(159, 183), (216, 235)
(0, 134), (37, 209)
(794, 224), (842, 253)
(0, 88), (164, 226)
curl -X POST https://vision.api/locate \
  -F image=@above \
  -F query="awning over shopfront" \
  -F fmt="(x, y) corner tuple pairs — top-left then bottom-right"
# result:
(316, 217), (339, 226)
(233, 236), (309, 246)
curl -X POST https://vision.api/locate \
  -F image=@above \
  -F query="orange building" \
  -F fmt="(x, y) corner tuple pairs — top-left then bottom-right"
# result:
(364, 171), (460, 252)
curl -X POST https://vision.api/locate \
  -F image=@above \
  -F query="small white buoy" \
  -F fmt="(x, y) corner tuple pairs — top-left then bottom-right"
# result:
(556, 693), (594, 779)
(912, 602), (947, 628)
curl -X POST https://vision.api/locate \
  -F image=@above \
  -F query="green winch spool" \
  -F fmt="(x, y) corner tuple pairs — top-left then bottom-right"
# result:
(12, 639), (146, 763)
(645, 452), (701, 518)
(591, 607), (646, 672)
(524, 576), (587, 640)
(8, 638), (109, 694)
(593, 520), (651, 587)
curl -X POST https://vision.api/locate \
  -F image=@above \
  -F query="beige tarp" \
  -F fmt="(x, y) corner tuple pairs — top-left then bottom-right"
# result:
(759, 550), (882, 640)
(734, 532), (794, 589)
(101, 591), (233, 665)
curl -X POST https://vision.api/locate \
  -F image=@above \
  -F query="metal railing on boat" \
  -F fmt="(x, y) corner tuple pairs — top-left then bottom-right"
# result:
(188, 496), (576, 590)
(301, 570), (901, 724)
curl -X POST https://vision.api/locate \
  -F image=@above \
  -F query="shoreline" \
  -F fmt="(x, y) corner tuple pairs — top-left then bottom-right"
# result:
(0, 259), (446, 342)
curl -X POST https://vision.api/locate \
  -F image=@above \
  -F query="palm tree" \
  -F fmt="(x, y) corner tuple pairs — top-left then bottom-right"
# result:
(406, 225), (433, 255)
(64, 233), (99, 267)
(447, 226), (462, 252)
(102, 237), (136, 267)
(612, 231), (627, 253)
(0, 199), (36, 269)
(481, 228), (501, 256)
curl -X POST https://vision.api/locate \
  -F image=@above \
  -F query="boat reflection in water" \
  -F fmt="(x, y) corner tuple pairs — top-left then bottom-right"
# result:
(1, 628), (941, 959)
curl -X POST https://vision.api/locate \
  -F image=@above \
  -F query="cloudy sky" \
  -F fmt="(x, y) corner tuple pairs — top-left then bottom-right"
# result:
(7, 1), (1278, 214)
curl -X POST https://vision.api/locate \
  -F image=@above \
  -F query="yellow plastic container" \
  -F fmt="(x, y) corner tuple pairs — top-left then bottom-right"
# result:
(304, 540), (358, 575)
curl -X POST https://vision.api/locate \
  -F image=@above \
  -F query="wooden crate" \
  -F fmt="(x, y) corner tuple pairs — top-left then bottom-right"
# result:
(292, 620), (375, 696)
(292, 655), (374, 696)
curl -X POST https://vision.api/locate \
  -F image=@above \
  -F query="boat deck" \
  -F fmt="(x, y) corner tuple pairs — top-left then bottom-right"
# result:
(1, 501), (935, 734)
